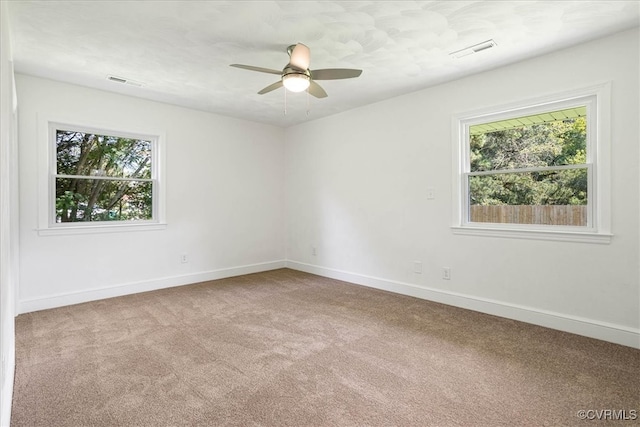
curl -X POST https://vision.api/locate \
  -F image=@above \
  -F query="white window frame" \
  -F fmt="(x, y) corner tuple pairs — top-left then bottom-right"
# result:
(451, 83), (612, 244)
(38, 118), (166, 235)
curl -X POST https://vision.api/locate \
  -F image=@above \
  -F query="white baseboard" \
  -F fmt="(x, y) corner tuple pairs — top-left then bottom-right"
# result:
(286, 261), (640, 349)
(1, 342), (14, 427)
(18, 260), (287, 314)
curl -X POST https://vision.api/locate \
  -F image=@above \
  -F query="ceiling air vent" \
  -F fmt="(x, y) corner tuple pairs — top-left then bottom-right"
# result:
(450, 39), (497, 59)
(107, 75), (143, 87)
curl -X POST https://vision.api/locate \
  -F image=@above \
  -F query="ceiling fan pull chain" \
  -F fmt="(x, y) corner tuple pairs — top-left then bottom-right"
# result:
(284, 86), (287, 115)
(306, 89), (310, 116)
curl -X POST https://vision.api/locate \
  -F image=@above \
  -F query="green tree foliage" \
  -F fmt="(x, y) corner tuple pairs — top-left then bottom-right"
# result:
(469, 117), (587, 206)
(55, 130), (152, 222)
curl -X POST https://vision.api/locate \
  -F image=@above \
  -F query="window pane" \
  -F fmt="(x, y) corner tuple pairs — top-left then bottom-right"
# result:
(469, 109), (586, 172)
(56, 130), (152, 179)
(468, 168), (588, 226)
(55, 178), (152, 222)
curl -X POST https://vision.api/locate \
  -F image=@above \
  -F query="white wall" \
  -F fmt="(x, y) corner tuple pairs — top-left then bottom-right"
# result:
(285, 28), (640, 348)
(0, 1), (18, 425)
(17, 75), (286, 312)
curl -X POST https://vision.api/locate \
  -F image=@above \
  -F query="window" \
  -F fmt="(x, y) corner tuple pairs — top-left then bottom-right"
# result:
(452, 84), (611, 243)
(39, 122), (166, 234)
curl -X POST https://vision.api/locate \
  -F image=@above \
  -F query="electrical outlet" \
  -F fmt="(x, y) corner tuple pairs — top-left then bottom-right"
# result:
(312, 246), (317, 256)
(181, 254), (188, 263)
(443, 267), (451, 280)
(426, 188), (435, 200)
(413, 261), (423, 274)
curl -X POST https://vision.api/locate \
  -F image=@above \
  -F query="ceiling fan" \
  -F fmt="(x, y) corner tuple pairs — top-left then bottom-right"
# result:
(230, 43), (362, 98)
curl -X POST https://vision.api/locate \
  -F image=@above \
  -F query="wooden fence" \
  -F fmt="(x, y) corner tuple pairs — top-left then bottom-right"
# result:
(470, 205), (587, 226)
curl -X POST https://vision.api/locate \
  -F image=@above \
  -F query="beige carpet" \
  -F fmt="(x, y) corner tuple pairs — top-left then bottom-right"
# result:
(11, 268), (640, 426)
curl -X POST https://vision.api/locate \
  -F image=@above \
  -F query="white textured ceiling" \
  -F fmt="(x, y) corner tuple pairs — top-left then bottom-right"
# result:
(6, 1), (640, 127)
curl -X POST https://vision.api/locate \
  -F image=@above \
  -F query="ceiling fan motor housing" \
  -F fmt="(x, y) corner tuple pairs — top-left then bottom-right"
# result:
(282, 66), (310, 77)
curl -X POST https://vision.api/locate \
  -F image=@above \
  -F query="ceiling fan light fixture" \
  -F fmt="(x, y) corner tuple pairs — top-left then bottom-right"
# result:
(282, 73), (310, 92)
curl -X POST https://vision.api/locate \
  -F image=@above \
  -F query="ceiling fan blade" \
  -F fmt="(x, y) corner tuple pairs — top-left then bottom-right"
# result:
(311, 68), (363, 80)
(258, 80), (284, 95)
(289, 43), (310, 70)
(308, 80), (327, 98)
(230, 64), (282, 75)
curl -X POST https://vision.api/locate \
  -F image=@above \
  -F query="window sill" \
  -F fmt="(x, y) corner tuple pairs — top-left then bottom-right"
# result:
(37, 222), (167, 236)
(451, 225), (612, 244)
